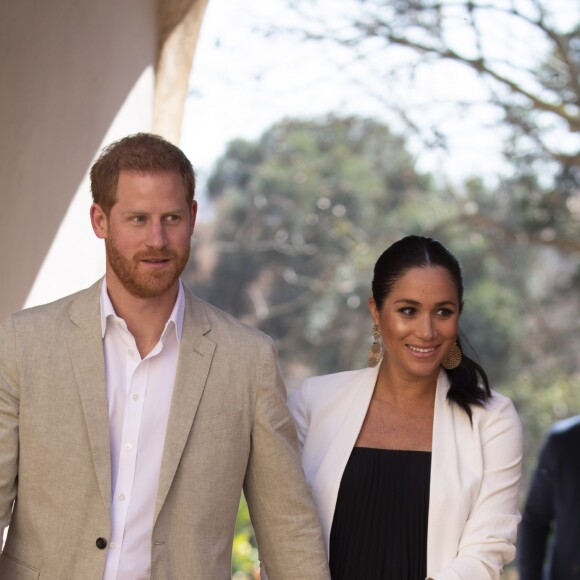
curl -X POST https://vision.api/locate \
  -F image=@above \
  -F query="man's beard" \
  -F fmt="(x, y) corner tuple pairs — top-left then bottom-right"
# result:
(106, 237), (190, 299)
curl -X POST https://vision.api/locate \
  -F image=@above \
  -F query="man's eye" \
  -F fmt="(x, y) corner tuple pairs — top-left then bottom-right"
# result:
(132, 216), (145, 223)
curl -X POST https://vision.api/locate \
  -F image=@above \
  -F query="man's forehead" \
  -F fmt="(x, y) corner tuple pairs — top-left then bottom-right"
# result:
(115, 169), (184, 188)
(112, 171), (187, 206)
(117, 168), (181, 180)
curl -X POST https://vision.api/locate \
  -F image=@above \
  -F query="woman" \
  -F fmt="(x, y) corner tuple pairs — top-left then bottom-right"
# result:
(288, 235), (523, 580)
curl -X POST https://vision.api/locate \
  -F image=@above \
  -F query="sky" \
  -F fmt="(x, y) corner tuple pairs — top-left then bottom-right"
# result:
(181, 1), (387, 192)
(182, 0), (580, 220)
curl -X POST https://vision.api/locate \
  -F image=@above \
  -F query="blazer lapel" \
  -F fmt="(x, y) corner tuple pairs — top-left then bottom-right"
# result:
(312, 364), (380, 548)
(67, 280), (112, 508)
(154, 290), (216, 523)
(427, 371), (464, 573)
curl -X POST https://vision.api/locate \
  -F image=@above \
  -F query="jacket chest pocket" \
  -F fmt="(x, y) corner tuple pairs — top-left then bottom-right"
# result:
(192, 408), (245, 436)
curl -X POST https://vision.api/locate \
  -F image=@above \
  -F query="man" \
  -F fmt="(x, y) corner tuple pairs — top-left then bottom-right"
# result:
(518, 414), (580, 580)
(0, 133), (330, 579)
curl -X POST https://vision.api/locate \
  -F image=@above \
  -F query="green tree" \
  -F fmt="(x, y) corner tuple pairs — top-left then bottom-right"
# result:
(278, 0), (580, 254)
(187, 115), (451, 380)
(186, 115), (579, 577)
(273, 0), (580, 497)
(187, 116), (555, 386)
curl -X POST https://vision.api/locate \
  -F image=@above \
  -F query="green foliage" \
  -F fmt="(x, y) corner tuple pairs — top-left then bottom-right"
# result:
(284, 0), (580, 255)
(188, 115), (580, 563)
(232, 495), (259, 579)
(192, 2), (579, 575)
(506, 371), (580, 497)
(188, 115), (450, 377)
(189, 114), (575, 398)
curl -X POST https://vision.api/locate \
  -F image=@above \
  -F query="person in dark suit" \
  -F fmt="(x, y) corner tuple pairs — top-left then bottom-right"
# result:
(518, 414), (580, 580)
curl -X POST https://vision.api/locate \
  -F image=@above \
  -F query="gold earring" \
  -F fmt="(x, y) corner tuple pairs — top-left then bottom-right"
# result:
(368, 324), (383, 367)
(442, 342), (462, 370)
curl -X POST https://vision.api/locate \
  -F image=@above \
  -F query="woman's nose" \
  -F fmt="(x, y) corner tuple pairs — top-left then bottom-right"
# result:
(416, 315), (436, 339)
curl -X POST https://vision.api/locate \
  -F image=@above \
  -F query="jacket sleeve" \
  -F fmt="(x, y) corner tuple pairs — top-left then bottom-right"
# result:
(431, 395), (523, 580)
(286, 379), (309, 449)
(517, 435), (555, 580)
(0, 315), (20, 536)
(242, 340), (329, 580)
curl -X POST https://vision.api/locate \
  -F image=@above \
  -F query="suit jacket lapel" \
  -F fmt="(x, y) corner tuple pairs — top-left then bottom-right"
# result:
(67, 279), (112, 508)
(154, 290), (216, 523)
(427, 371), (463, 573)
(312, 364), (380, 548)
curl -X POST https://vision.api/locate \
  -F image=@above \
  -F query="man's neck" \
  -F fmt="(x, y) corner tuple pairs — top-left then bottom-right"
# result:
(105, 277), (179, 358)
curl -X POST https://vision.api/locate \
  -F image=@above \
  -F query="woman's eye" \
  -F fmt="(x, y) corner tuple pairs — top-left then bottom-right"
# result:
(437, 308), (454, 317)
(399, 307), (416, 316)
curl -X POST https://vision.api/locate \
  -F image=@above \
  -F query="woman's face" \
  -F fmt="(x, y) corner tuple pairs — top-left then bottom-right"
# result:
(369, 265), (460, 382)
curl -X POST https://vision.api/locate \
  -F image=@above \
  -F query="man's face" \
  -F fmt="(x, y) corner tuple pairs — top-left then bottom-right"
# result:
(91, 170), (196, 300)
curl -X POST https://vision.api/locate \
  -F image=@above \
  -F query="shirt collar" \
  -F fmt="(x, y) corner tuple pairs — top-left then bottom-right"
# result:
(100, 278), (185, 343)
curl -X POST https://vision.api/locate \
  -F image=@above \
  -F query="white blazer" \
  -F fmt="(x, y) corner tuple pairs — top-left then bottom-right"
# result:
(288, 365), (523, 580)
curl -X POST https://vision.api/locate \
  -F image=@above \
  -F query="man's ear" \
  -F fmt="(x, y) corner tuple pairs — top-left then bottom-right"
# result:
(189, 200), (198, 235)
(90, 203), (108, 239)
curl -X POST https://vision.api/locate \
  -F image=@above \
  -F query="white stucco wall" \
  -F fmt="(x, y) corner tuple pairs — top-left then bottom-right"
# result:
(24, 68), (155, 308)
(0, 0), (157, 317)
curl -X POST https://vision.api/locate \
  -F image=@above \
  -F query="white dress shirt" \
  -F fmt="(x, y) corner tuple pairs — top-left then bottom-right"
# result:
(100, 279), (184, 580)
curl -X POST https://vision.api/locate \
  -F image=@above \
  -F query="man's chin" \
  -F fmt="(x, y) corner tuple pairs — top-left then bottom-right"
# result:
(122, 272), (180, 300)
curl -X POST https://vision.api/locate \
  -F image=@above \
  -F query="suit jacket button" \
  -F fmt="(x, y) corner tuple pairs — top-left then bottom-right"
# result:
(96, 537), (108, 549)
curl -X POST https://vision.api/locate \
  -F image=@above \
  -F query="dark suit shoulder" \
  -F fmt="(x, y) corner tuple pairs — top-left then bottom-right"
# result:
(538, 415), (580, 472)
(547, 415), (580, 446)
(550, 414), (580, 434)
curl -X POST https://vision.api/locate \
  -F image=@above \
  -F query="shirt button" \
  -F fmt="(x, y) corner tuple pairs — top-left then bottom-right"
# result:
(118, 494), (126, 501)
(132, 394), (139, 401)
(125, 443), (133, 451)
(110, 542), (117, 550)
(128, 349), (135, 356)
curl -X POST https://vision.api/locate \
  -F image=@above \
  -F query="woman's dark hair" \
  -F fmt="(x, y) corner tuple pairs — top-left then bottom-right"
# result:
(372, 235), (492, 420)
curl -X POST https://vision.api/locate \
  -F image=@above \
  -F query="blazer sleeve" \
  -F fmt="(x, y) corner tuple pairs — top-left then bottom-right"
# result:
(242, 339), (330, 580)
(287, 378), (309, 449)
(517, 435), (555, 580)
(0, 315), (20, 535)
(431, 395), (523, 580)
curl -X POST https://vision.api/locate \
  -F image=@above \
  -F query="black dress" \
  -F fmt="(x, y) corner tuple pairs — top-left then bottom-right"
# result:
(329, 447), (431, 580)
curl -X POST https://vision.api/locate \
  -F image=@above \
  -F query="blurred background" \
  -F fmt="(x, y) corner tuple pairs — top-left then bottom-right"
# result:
(185, 2), (580, 577)
(2, 0), (579, 577)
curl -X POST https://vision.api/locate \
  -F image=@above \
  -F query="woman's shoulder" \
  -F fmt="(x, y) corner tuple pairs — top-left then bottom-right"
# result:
(486, 388), (518, 414)
(470, 388), (523, 437)
(302, 366), (373, 387)
(289, 365), (377, 408)
(439, 370), (518, 420)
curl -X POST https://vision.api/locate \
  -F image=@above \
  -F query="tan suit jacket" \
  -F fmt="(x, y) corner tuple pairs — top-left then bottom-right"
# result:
(0, 280), (329, 580)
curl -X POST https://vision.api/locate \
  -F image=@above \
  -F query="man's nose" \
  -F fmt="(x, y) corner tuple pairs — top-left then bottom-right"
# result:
(145, 221), (168, 248)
